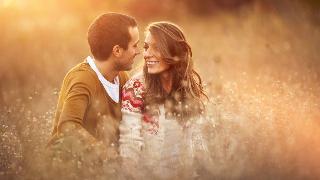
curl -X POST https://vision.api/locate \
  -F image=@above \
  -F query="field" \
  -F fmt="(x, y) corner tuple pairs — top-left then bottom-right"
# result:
(1, 0), (320, 179)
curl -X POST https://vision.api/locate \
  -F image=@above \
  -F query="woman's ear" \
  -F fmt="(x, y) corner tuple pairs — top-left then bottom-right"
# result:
(112, 45), (123, 57)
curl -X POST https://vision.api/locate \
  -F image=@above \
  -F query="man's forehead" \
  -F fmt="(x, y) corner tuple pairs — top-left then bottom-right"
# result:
(129, 26), (139, 43)
(129, 26), (139, 35)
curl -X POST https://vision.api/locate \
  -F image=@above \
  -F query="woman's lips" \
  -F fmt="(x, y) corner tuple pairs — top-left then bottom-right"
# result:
(146, 61), (160, 65)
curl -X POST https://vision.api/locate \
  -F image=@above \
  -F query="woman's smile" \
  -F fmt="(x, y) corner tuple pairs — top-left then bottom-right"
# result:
(146, 60), (160, 65)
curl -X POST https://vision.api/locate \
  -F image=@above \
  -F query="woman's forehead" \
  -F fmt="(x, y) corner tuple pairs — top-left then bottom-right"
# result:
(144, 32), (155, 43)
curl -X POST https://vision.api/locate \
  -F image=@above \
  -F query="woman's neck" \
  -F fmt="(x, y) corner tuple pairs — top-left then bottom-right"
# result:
(160, 71), (172, 94)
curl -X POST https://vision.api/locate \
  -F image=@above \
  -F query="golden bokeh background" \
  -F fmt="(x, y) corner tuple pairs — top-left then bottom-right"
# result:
(0, 0), (320, 179)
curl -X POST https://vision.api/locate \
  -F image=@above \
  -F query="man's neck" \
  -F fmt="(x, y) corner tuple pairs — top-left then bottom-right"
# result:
(93, 58), (119, 83)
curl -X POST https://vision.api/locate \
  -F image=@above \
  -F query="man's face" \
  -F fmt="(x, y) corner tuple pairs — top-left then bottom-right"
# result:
(116, 26), (140, 71)
(143, 31), (170, 74)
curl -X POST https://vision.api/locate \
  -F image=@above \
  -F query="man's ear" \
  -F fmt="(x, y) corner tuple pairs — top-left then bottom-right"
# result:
(112, 45), (123, 57)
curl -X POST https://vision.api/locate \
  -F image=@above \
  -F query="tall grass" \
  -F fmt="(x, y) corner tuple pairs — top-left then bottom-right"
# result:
(0, 1), (319, 179)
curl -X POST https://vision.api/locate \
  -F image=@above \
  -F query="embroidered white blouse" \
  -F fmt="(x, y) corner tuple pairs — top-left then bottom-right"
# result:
(119, 73), (212, 178)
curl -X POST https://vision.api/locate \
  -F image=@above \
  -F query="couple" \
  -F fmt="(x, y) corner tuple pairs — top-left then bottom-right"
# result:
(47, 12), (211, 179)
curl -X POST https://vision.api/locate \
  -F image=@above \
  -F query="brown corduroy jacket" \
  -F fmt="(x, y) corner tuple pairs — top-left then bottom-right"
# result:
(48, 61), (128, 152)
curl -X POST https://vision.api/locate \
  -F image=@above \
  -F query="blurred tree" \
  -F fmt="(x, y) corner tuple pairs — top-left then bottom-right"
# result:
(305, 0), (320, 8)
(304, 0), (320, 24)
(125, 0), (183, 20)
(184, 0), (253, 15)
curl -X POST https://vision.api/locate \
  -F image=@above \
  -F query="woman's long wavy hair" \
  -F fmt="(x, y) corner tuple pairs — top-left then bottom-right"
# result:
(143, 22), (208, 123)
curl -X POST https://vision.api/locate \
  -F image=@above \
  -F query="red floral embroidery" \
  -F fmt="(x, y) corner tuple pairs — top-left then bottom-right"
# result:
(143, 114), (159, 135)
(122, 88), (143, 108)
(122, 75), (159, 135)
(121, 77), (145, 113)
(133, 81), (142, 88)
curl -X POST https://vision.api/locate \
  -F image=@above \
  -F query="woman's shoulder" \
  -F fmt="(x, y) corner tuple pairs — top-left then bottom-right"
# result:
(123, 72), (145, 90)
(129, 72), (144, 83)
(121, 72), (145, 113)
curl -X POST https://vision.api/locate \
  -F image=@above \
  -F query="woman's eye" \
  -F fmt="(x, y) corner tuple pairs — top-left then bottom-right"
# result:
(153, 45), (159, 51)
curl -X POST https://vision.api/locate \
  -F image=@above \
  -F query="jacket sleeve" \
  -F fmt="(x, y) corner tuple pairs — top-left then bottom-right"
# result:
(49, 71), (108, 161)
(119, 77), (144, 163)
(56, 71), (104, 150)
(57, 71), (96, 130)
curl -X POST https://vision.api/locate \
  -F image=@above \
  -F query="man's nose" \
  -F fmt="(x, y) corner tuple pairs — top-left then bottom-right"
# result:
(136, 47), (141, 55)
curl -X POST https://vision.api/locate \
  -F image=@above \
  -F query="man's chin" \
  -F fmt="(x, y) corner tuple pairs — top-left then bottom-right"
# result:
(122, 65), (133, 71)
(116, 63), (133, 71)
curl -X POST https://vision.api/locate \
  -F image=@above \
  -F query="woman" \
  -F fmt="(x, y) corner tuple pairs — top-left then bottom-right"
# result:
(119, 21), (212, 179)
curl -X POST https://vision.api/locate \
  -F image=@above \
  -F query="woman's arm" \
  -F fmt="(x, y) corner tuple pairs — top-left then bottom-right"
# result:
(119, 111), (143, 162)
(119, 76), (145, 163)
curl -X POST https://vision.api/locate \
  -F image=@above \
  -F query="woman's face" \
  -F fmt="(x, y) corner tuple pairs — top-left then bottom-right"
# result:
(143, 31), (170, 74)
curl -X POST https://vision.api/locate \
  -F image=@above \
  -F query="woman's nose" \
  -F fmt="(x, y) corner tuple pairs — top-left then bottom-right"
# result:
(143, 49), (149, 59)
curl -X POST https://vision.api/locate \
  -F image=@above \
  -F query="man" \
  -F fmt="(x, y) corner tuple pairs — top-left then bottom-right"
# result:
(47, 13), (140, 178)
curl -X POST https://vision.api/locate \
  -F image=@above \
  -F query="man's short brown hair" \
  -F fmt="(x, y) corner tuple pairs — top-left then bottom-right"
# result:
(87, 13), (137, 60)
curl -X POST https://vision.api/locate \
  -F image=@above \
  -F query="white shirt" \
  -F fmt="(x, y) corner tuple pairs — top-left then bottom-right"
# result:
(86, 56), (120, 103)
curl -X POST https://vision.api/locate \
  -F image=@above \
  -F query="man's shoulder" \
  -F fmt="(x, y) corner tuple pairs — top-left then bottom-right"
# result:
(67, 61), (92, 74)
(64, 62), (97, 87)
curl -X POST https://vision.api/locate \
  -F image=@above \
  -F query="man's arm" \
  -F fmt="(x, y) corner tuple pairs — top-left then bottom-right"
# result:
(54, 71), (107, 159)
(57, 71), (94, 136)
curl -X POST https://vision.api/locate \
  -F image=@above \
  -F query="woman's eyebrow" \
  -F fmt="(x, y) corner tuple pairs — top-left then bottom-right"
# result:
(144, 42), (156, 47)
(134, 40), (139, 46)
